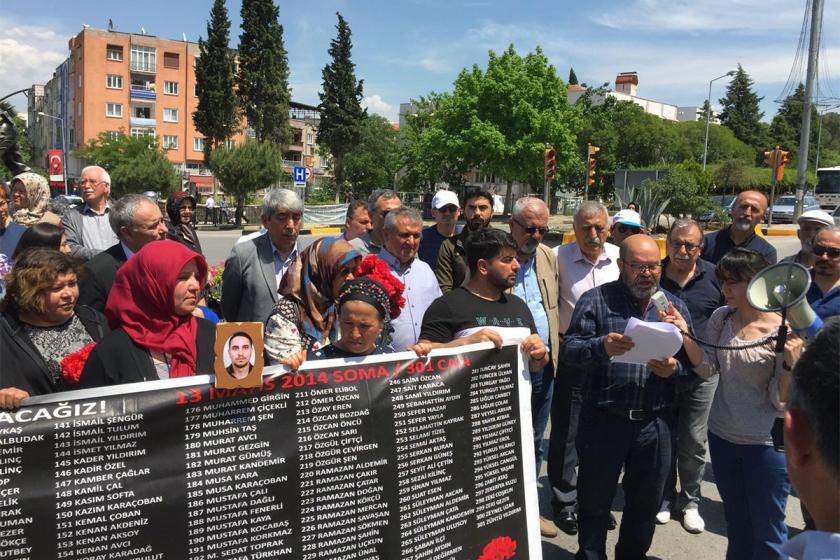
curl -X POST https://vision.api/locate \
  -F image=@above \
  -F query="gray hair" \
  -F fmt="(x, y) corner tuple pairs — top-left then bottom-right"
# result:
(367, 189), (399, 213)
(511, 197), (548, 221)
(81, 165), (111, 186)
(110, 193), (156, 237)
(574, 200), (609, 222)
(668, 217), (704, 244)
(383, 206), (423, 231)
(261, 188), (303, 220)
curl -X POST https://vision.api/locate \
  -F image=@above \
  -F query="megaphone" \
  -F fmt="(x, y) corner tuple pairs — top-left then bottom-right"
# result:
(747, 262), (823, 339)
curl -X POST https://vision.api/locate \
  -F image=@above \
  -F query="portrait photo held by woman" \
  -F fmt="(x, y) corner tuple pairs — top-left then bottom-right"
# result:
(308, 256), (406, 360)
(696, 247), (803, 560)
(166, 191), (203, 255)
(0, 248), (109, 409)
(264, 237), (361, 365)
(79, 240), (216, 387)
(10, 172), (53, 226)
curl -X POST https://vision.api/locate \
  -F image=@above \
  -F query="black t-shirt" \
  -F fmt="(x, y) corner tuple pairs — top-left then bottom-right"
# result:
(419, 287), (538, 343)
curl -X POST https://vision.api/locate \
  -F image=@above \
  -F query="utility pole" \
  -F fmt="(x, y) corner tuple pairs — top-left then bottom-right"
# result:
(793, 0), (823, 221)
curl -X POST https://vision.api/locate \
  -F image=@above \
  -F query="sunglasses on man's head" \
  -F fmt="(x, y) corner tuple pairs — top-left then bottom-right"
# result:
(813, 245), (840, 258)
(617, 224), (642, 235)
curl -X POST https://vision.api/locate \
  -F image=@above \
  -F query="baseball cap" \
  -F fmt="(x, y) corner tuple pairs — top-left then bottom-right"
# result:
(611, 209), (644, 229)
(432, 190), (460, 209)
(798, 209), (834, 228)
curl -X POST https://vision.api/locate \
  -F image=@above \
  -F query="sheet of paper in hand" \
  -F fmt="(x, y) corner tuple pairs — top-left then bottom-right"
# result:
(612, 317), (683, 365)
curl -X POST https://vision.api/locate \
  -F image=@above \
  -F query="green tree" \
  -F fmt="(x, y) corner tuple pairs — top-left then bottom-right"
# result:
(208, 141), (286, 226)
(769, 83), (819, 162)
(568, 68), (579, 85)
(344, 114), (400, 197)
(318, 12), (366, 203)
(718, 64), (765, 148)
(713, 158), (751, 195)
(194, 0), (240, 156)
(237, 0), (291, 145)
(673, 120), (754, 164)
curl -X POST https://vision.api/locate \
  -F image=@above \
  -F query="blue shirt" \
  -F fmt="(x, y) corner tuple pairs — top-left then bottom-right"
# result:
(659, 258), (724, 339)
(807, 272), (840, 321)
(560, 280), (694, 413)
(418, 225), (461, 271)
(378, 248), (442, 351)
(781, 531), (840, 560)
(514, 256), (550, 352)
(701, 227), (777, 265)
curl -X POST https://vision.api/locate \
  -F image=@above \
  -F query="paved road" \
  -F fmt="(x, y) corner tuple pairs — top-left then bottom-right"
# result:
(200, 227), (806, 559)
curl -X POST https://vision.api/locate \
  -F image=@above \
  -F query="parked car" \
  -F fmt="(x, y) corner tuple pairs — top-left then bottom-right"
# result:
(833, 205), (840, 228)
(54, 194), (83, 207)
(768, 195), (821, 223)
(697, 195), (735, 223)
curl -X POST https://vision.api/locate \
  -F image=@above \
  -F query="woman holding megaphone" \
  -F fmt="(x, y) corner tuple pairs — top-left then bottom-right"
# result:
(697, 247), (803, 560)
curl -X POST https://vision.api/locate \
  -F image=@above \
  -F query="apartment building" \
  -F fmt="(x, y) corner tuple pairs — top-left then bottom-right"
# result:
(28, 26), (326, 194)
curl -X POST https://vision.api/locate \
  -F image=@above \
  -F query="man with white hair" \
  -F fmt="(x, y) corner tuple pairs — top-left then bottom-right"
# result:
(222, 188), (303, 323)
(780, 210), (834, 267)
(62, 165), (119, 260)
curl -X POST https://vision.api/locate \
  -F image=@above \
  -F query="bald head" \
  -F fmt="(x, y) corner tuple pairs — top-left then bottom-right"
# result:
(731, 190), (768, 232)
(620, 234), (660, 261)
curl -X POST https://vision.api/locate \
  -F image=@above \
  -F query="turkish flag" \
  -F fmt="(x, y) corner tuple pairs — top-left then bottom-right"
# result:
(48, 149), (64, 185)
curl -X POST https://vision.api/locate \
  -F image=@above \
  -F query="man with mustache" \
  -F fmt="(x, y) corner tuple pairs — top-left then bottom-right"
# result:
(507, 197), (561, 537)
(436, 189), (494, 292)
(806, 228), (840, 320)
(656, 218), (724, 534)
(548, 201), (620, 535)
(563, 234), (702, 560)
(701, 190), (777, 265)
(780, 210), (834, 268)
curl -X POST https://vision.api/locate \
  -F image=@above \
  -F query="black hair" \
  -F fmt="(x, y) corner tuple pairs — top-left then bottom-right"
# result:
(464, 188), (494, 209)
(788, 317), (840, 479)
(228, 331), (254, 346)
(12, 223), (65, 259)
(464, 228), (518, 275)
(345, 199), (368, 221)
(715, 247), (769, 284)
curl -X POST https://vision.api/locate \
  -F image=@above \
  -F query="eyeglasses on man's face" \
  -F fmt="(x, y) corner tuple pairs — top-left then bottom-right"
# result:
(617, 224), (642, 235)
(624, 261), (662, 274)
(813, 244), (840, 259)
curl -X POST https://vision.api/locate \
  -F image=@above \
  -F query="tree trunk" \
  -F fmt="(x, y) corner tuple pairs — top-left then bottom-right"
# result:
(235, 196), (244, 228)
(503, 179), (514, 216)
(333, 153), (343, 204)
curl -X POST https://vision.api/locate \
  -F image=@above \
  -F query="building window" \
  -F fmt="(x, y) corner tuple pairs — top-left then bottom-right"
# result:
(163, 135), (178, 149)
(306, 132), (314, 144)
(163, 108), (179, 123)
(164, 81), (178, 95)
(130, 45), (156, 73)
(193, 137), (205, 152)
(106, 131), (121, 140)
(224, 139), (236, 149)
(106, 74), (123, 89)
(163, 52), (179, 69)
(131, 128), (155, 138)
(106, 103), (123, 118)
(78, 102), (83, 116)
(106, 45), (124, 61)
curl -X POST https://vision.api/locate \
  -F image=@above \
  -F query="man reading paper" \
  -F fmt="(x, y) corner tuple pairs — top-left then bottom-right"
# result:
(560, 235), (702, 560)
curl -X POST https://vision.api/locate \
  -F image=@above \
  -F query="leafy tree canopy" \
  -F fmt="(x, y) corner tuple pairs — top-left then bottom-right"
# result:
(344, 114), (400, 198)
(718, 64), (765, 149)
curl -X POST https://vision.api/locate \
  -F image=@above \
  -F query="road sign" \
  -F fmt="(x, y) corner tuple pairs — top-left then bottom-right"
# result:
(305, 167), (313, 183)
(293, 166), (307, 185)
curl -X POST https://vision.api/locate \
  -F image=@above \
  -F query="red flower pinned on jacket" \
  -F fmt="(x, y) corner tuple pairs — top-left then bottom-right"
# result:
(353, 255), (406, 319)
(478, 536), (517, 560)
(60, 342), (97, 385)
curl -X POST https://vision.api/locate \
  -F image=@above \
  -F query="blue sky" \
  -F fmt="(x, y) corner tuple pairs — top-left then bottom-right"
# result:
(2, 0), (839, 122)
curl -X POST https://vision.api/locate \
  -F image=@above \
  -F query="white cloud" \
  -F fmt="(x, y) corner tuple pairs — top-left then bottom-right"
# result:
(362, 94), (398, 122)
(0, 17), (69, 112)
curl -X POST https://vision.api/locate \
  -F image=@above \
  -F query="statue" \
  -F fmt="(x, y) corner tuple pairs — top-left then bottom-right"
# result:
(0, 106), (32, 176)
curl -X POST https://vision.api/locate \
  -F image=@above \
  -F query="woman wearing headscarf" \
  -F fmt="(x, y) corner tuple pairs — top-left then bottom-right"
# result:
(165, 191), (203, 254)
(308, 265), (405, 360)
(10, 172), (53, 226)
(79, 240), (215, 386)
(264, 237), (361, 364)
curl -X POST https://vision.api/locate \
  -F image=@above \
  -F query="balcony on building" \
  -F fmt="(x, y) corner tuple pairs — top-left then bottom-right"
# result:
(130, 76), (156, 100)
(130, 45), (156, 74)
(130, 103), (156, 128)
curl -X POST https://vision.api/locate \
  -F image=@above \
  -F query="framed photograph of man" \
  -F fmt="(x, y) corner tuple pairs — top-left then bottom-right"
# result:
(214, 322), (264, 388)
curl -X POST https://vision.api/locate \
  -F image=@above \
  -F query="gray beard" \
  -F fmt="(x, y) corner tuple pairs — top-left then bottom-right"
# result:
(628, 283), (658, 300)
(732, 217), (753, 232)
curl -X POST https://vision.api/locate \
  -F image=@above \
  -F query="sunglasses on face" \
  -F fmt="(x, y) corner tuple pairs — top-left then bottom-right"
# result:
(437, 205), (458, 213)
(813, 245), (840, 258)
(617, 224), (642, 235)
(513, 218), (548, 235)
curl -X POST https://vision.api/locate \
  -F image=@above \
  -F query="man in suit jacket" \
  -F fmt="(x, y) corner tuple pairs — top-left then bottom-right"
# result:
(77, 194), (167, 312)
(221, 189), (302, 323)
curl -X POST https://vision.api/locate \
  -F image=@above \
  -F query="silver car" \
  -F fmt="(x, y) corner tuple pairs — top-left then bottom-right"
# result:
(769, 195), (821, 223)
(833, 205), (840, 228)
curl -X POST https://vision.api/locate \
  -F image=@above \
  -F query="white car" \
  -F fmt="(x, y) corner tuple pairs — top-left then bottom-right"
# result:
(768, 195), (821, 223)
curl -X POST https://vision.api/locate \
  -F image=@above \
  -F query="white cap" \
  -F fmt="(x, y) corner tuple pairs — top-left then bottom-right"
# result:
(611, 209), (644, 229)
(798, 209), (834, 228)
(432, 190), (459, 209)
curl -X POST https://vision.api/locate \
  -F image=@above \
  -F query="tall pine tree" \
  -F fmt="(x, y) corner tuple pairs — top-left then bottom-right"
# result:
(568, 68), (579, 85)
(194, 0), (240, 158)
(237, 0), (291, 145)
(718, 64), (764, 148)
(318, 12), (366, 203)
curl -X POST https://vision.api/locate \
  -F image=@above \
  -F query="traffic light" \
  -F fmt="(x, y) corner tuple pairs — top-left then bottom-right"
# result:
(586, 143), (600, 187)
(544, 148), (556, 180)
(763, 148), (775, 167)
(775, 149), (790, 182)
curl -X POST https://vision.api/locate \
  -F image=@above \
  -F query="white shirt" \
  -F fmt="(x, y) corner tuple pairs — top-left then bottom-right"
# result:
(554, 241), (620, 333)
(273, 244), (299, 289)
(205, 197), (215, 209)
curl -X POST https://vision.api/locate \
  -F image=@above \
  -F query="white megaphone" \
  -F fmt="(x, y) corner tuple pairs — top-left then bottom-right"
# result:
(747, 262), (823, 339)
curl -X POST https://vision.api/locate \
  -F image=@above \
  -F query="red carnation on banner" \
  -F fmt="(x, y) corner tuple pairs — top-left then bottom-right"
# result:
(59, 342), (97, 385)
(478, 536), (517, 560)
(353, 255), (406, 319)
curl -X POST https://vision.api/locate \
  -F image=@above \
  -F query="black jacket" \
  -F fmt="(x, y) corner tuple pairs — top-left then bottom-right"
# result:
(79, 317), (216, 388)
(77, 243), (128, 313)
(0, 305), (110, 396)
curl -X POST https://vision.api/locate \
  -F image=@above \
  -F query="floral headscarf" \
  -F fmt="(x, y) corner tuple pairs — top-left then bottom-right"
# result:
(11, 172), (50, 226)
(278, 237), (361, 341)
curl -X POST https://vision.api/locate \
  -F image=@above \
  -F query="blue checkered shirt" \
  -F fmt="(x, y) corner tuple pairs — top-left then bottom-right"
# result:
(560, 279), (695, 413)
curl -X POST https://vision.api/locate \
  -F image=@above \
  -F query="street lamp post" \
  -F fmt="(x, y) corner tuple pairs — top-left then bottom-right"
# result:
(37, 111), (68, 196)
(702, 70), (737, 171)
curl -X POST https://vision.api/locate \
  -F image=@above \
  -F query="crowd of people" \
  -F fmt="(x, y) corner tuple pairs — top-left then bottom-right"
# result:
(0, 171), (838, 559)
